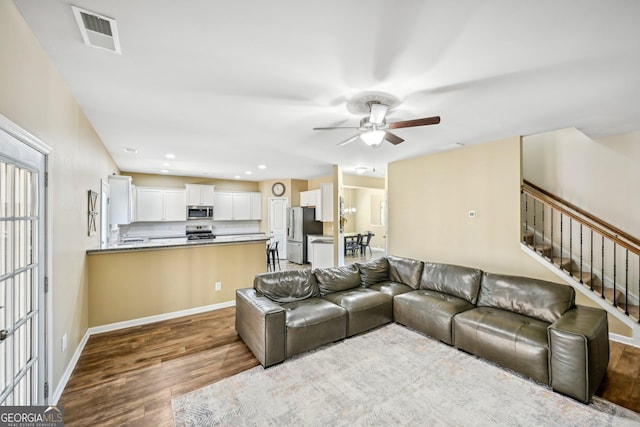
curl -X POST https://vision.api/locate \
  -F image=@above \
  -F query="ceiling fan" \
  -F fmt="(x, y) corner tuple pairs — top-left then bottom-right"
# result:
(313, 101), (440, 147)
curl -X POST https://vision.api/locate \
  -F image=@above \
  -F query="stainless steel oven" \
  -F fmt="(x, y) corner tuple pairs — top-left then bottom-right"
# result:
(187, 205), (214, 220)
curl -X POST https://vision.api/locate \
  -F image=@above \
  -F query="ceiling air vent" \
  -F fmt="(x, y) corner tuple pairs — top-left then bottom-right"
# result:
(71, 6), (121, 54)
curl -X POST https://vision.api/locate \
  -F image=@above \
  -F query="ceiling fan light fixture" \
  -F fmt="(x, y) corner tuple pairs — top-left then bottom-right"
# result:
(361, 130), (386, 146)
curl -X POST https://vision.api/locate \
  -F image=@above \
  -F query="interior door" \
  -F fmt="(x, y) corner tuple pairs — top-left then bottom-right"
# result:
(269, 197), (288, 259)
(0, 127), (47, 405)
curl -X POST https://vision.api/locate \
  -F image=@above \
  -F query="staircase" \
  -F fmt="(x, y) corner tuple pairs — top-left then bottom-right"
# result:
(521, 181), (640, 345)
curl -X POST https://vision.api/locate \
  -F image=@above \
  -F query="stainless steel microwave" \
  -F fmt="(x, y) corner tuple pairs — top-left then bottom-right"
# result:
(187, 205), (214, 220)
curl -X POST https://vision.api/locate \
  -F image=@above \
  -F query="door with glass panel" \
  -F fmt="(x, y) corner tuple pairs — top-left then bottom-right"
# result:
(0, 127), (47, 405)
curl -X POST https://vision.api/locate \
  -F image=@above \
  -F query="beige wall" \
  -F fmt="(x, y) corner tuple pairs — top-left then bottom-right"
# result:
(0, 1), (119, 391)
(88, 242), (265, 326)
(387, 136), (630, 337)
(523, 128), (639, 237)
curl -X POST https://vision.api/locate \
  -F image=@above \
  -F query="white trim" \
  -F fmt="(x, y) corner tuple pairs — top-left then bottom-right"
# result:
(609, 332), (635, 346)
(51, 330), (90, 404)
(50, 301), (235, 403)
(521, 243), (640, 347)
(88, 301), (236, 335)
(0, 114), (52, 154)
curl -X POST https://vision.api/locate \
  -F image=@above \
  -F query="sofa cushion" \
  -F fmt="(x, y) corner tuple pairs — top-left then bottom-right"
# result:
(281, 298), (347, 358)
(314, 264), (361, 295)
(420, 262), (483, 304)
(394, 289), (475, 345)
(254, 269), (319, 303)
(369, 281), (414, 297)
(358, 257), (390, 287)
(387, 255), (424, 289)
(322, 288), (393, 336)
(477, 272), (575, 323)
(453, 307), (551, 384)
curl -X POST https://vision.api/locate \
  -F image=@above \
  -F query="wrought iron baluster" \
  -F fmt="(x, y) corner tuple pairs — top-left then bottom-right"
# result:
(601, 235), (605, 299)
(524, 193), (529, 244)
(559, 213), (563, 270)
(590, 229), (594, 292)
(541, 203), (545, 254)
(579, 224), (583, 283)
(550, 207), (554, 258)
(624, 250), (629, 315)
(613, 243), (617, 307)
(569, 218), (573, 273)
(533, 199), (537, 251)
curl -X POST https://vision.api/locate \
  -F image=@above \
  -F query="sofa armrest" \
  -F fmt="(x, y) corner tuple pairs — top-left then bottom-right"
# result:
(235, 288), (286, 368)
(548, 305), (609, 403)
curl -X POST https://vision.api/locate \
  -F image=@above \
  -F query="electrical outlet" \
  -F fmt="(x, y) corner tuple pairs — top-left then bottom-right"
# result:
(61, 333), (67, 352)
(215, 281), (222, 291)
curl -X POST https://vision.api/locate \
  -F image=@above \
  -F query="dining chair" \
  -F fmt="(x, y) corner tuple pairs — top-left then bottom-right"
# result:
(360, 231), (373, 256)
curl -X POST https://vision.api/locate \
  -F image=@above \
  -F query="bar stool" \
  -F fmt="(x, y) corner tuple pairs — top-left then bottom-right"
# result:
(267, 241), (281, 271)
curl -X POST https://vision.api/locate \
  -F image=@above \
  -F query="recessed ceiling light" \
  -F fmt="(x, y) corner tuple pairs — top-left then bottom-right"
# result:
(258, 164), (266, 169)
(162, 163), (171, 167)
(160, 169), (169, 173)
(245, 171), (252, 175)
(234, 175), (241, 179)
(123, 147), (138, 154)
(165, 153), (176, 159)
(355, 167), (367, 174)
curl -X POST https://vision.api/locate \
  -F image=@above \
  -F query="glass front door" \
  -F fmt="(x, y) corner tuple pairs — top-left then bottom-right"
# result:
(0, 127), (46, 405)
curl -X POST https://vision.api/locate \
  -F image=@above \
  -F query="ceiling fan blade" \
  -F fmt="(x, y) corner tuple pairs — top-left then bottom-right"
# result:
(388, 116), (441, 129)
(369, 103), (389, 124)
(313, 126), (359, 130)
(336, 134), (361, 147)
(384, 132), (404, 145)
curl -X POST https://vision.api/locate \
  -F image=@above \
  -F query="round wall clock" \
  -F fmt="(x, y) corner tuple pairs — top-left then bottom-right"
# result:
(272, 182), (286, 196)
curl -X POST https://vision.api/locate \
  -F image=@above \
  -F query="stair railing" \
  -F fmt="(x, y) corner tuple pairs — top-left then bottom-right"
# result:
(521, 180), (640, 321)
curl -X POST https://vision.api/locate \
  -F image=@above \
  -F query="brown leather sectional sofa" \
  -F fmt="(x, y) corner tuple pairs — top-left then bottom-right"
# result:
(235, 255), (609, 403)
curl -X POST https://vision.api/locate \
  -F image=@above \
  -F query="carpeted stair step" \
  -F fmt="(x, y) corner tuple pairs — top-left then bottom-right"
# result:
(552, 256), (572, 271)
(533, 244), (552, 257)
(572, 271), (593, 286)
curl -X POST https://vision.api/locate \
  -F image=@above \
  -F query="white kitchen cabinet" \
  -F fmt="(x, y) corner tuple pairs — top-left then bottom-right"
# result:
(163, 189), (187, 221)
(300, 189), (320, 208)
(135, 187), (186, 222)
(250, 192), (262, 220)
(108, 175), (133, 225)
(186, 184), (215, 206)
(314, 184), (333, 222)
(214, 192), (233, 220)
(232, 193), (251, 220)
(213, 191), (262, 221)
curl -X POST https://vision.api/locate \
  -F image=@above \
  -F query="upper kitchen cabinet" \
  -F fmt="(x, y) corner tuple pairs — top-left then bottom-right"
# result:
(300, 189), (320, 208)
(135, 187), (186, 222)
(186, 184), (215, 206)
(214, 191), (262, 221)
(318, 183), (333, 222)
(108, 175), (133, 225)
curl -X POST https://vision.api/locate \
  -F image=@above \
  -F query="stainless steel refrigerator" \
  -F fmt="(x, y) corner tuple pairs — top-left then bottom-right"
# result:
(287, 207), (323, 264)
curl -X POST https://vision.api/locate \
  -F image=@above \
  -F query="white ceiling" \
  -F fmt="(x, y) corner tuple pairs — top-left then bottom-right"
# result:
(14, 0), (640, 181)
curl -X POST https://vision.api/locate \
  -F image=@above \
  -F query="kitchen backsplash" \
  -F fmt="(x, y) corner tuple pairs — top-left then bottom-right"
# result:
(119, 220), (261, 239)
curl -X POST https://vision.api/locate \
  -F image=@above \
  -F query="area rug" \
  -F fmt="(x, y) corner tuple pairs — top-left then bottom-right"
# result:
(172, 323), (640, 426)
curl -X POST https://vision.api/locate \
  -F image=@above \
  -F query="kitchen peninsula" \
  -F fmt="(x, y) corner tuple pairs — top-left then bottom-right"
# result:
(87, 236), (268, 327)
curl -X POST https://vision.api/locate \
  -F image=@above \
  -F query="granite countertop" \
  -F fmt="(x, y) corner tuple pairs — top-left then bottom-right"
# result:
(87, 234), (269, 254)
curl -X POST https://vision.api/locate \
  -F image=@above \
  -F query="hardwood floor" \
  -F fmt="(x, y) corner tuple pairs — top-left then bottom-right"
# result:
(59, 306), (640, 426)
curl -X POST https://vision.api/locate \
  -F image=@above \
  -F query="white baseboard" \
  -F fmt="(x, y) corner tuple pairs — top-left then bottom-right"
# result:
(609, 332), (635, 346)
(51, 301), (235, 404)
(88, 300), (235, 335)
(51, 329), (90, 404)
